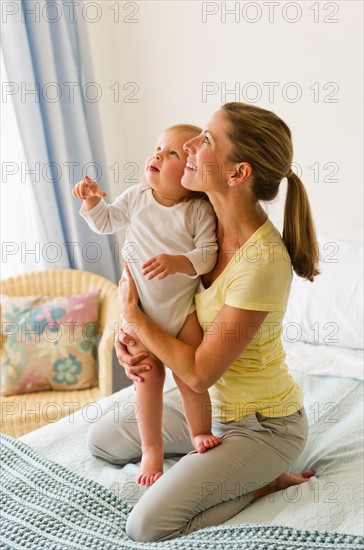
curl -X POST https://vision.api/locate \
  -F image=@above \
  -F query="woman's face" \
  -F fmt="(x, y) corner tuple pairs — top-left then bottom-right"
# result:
(181, 110), (236, 193)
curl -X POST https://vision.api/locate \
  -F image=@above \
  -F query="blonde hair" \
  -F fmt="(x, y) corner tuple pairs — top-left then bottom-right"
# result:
(221, 102), (319, 281)
(166, 123), (202, 135)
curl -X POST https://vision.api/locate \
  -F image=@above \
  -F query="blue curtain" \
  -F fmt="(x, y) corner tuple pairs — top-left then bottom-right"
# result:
(1, 0), (118, 281)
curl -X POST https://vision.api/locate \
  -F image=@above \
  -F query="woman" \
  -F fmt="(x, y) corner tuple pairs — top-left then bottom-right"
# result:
(88, 102), (318, 542)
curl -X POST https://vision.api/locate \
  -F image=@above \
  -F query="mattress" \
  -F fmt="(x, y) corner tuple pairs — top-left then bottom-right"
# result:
(18, 342), (363, 538)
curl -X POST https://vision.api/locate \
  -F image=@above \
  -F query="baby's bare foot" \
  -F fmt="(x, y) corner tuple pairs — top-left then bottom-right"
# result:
(137, 447), (163, 486)
(192, 433), (222, 454)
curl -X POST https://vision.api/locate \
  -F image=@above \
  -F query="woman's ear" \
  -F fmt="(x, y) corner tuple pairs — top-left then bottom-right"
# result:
(228, 162), (253, 187)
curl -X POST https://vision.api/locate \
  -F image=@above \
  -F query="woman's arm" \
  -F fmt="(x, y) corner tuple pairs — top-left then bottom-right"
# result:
(119, 264), (268, 393)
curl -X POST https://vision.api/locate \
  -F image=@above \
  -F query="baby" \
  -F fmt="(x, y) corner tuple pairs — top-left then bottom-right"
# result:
(72, 124), (221, 486)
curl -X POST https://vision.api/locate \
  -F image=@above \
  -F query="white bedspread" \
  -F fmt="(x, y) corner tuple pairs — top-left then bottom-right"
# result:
(20, 343), (364, 537)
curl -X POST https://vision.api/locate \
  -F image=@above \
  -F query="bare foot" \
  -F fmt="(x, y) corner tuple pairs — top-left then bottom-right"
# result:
(192, 433), (222, 454)
(252, 469), (316, 502)
(137, 447), (164, 486)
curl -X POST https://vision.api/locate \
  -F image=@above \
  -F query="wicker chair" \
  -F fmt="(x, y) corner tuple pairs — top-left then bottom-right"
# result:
(0, 269), (119, 438)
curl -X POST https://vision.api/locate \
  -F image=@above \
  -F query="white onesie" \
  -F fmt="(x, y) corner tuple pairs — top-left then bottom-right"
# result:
(80, 183), (218, 336)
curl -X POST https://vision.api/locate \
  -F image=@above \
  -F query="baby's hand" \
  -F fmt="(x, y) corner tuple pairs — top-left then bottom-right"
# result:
(72, 175), (107, 200)
(142, 254), (178, 281)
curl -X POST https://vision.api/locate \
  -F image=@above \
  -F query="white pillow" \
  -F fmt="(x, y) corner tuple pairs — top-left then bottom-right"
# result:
(283, 232), (363, 350)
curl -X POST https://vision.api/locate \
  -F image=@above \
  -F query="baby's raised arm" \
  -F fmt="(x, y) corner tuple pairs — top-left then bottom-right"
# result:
(75, 178), (132, 235)
(72, 175), (107, 211)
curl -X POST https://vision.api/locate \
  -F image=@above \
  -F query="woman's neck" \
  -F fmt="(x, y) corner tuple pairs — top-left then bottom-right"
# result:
(209, 192), (268, 247)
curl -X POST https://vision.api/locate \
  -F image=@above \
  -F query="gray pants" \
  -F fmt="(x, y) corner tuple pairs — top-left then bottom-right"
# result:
(87, 387), (308, 542)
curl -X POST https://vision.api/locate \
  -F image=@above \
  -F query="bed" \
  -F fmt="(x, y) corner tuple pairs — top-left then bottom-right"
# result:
(1, 233), (363, 549)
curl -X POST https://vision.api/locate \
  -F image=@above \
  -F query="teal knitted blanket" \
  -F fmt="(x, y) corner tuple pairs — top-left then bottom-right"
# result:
(0, 434), (362, 549)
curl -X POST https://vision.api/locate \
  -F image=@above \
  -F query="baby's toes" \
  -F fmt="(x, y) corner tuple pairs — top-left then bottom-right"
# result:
(207, 436), (221, 448)
(153, 472), (163, 484)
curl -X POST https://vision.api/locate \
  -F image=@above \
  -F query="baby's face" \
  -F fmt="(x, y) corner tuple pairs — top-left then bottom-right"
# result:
(145, 129), (196, 204)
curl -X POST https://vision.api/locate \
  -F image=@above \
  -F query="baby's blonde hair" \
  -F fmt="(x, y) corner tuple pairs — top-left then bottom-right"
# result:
(166, 123), (202, 135)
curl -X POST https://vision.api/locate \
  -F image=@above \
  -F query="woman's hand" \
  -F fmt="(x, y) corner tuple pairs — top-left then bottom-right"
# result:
(114, 334), (151, 383)
(118, 263), (139, 319)
(117, 263), (149, 382)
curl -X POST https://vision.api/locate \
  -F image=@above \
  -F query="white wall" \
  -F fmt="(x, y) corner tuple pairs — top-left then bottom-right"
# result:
(78, 0), (363, 235)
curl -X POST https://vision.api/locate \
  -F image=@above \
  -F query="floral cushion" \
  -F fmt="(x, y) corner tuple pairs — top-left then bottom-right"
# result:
(0, 290), (100, 396)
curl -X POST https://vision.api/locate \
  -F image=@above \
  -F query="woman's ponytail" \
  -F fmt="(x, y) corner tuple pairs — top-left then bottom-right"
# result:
(221, 102), (320, 282)
(283, 172), (320, 281)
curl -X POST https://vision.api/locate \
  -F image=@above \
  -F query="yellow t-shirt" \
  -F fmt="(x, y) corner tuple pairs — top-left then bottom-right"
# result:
(194, 218), (303, 422)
